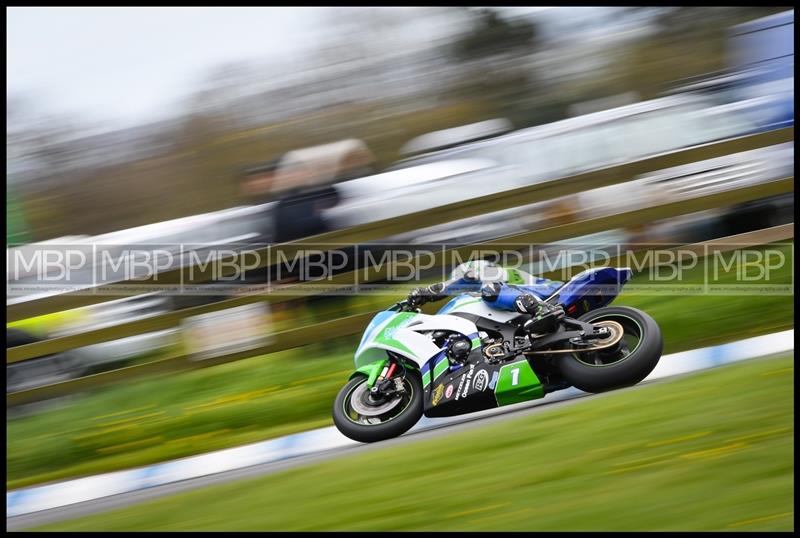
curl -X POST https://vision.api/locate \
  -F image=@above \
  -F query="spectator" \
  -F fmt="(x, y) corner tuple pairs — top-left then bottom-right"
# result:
(269, 139), (375, 242)
(271, 163), (341, 244)
(239, 158), (282, 245)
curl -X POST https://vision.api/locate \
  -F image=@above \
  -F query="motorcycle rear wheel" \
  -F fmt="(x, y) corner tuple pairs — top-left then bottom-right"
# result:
(558, 306), (663, 393)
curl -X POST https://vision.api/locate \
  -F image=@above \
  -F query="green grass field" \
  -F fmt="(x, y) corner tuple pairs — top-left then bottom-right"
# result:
(35, 354), (794, 531)
(7, 243), (793, 489)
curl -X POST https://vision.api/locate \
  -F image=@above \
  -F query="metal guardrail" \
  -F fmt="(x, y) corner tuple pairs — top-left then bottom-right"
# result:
(6, 126), (793, 322)
(6, 224), (794, 406)
(6, 177), (794, 363)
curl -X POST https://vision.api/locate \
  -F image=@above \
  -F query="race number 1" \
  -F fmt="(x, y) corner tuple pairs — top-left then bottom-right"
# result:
(495, 361), (543, 407)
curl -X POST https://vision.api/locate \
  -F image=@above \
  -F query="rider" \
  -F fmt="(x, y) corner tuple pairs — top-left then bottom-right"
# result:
(406, 260), (566, 335)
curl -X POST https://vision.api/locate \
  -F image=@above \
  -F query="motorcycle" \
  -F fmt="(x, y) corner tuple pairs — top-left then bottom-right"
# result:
(332, 267), (662, 443)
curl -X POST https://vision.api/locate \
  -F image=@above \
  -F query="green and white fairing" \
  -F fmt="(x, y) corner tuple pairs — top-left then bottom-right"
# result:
(354, 309), (479, 370)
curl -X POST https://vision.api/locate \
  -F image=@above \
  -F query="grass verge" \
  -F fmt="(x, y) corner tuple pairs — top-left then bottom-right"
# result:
(36, 353), (794, 531)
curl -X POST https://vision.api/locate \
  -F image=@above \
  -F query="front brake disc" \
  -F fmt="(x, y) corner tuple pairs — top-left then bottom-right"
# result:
(349, 382), (403, 417)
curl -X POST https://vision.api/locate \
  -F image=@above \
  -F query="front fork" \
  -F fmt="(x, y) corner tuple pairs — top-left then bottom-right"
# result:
(350, 357), (413, 396)
(350, 358), (389, 389)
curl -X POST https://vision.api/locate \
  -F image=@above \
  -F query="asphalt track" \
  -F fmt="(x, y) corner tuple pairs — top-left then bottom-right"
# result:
(4, 370), (719, 531)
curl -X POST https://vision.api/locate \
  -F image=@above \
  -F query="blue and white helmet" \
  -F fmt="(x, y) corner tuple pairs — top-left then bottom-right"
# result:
(450, 260), (506, 283)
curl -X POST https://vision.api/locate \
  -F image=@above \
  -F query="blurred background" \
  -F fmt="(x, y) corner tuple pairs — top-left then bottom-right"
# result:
(6, 6), (795, 531)
(7, 7), (792, 242)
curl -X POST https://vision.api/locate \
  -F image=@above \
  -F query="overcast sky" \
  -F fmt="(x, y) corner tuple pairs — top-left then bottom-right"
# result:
(7, 7), (337, 128)
(7, 7), (627, 131)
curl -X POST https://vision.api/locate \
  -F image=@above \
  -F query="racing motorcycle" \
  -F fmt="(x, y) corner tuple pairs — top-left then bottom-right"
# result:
(332, 267), (663, 443)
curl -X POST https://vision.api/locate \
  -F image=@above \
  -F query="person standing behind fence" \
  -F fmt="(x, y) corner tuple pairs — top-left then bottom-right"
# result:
(270, 162), (341, 245)
(270, 140), (375, 280)
(240, 140), (375, 285)
(238, 158), (339, 284)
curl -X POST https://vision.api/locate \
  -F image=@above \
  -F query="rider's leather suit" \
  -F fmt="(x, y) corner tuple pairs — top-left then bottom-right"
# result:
(408, 261), (564, 326)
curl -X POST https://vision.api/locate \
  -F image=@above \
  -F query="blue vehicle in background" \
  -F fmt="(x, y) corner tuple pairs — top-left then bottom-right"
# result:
(727, 9), (794, 131)
(714, 10), (794, 237)
(661, 9), (793, 133)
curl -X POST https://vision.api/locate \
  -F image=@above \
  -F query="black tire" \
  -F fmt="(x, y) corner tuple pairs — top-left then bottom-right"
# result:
(332, 371), (423, 443)
(558, 306), (662, 393)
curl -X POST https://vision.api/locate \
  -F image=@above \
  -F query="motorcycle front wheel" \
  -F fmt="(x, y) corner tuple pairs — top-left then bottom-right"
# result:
(332, 371), (423, 443)
(558, 306), (663, 393)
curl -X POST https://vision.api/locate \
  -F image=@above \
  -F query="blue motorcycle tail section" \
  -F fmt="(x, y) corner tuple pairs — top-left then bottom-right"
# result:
(549, 267), (632, 316)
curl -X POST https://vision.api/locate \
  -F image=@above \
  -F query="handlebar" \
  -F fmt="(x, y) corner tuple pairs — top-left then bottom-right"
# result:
(388, 299), (418, 313)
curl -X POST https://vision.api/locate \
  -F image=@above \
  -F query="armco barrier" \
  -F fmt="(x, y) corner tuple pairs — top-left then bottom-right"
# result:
(6, 329), (794, 519)
(6, 223), (794, 406)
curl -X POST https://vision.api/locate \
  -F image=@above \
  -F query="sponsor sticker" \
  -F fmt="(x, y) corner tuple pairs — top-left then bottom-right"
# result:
(473, 369), (489, 391)
(383, 316), (415, 340)
(445, 384), (454, 399)
(454, 367), (469, 401)
(488, 371), (500, 390)
(383, 327), (398, 340)
(432, 384), (444, 406)
(461, 364), (476, 399)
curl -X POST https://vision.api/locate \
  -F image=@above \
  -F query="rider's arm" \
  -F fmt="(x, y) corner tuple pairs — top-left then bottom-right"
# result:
(406, 263), (485, 307)
(407, 279), (459, 308)
(407, 262), (510, 308)
(480, 282), (541, 312)
(481, 282), (565, 334)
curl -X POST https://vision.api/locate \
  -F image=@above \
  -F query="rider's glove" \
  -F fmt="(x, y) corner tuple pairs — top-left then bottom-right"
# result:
(514, 293), (545, 315)
(408, 283), (448, 308)
(407, 287), (428, 308)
